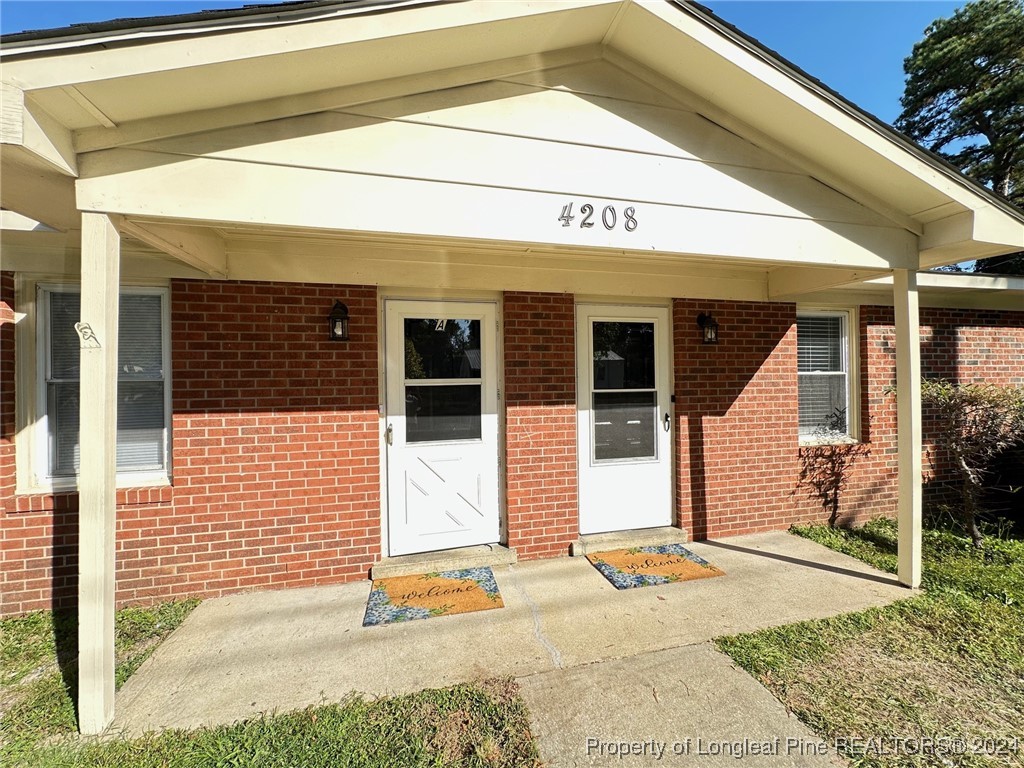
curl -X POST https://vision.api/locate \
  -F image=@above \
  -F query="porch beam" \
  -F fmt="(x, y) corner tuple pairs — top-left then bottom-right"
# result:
(1, 81), (78, 176)
(0, 156), (79, 231)
(893, 268), (922, 589)
(118, 218), (228, 278)
(77, 212), (120, 734)
(77, 151), (919, 271)
(920, 207), (1024, 269)
(766, 266), (886, 299)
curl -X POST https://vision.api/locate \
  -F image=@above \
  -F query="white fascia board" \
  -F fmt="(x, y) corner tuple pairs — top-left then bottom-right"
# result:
(0, 0), (431, 55)
(1, 0), (616, 89)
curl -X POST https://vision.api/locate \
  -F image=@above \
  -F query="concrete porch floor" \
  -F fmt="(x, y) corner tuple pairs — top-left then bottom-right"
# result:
(113, 530), (909, 756)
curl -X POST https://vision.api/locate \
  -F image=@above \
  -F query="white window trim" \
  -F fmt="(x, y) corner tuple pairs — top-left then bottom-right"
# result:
(16, 276), (172, 494)
(796, 306), (860, 446)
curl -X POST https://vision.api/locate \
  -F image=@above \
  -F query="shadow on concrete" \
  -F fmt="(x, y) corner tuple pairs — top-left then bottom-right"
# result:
(701, 539), (903, 587)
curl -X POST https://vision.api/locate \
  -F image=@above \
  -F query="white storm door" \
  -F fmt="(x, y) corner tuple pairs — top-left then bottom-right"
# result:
(577, 304), (672, 535)
(384, 300), (500, 556)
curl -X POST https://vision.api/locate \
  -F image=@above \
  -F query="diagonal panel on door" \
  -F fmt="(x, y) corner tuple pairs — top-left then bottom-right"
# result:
(385, 300), (499, 556)
(404, 455), (485, 534)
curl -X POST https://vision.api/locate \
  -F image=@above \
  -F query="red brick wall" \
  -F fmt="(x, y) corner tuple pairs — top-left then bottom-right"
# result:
(791, 306), (1024, 527)
(1, 279), (380, 615)
(4, 272), (1022, 616)
(503, 292), (578, 558)
(673, 299), (807, 539)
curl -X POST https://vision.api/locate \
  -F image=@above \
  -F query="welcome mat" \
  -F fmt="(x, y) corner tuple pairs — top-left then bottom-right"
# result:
(363, 567), (504, 627)
(586, 544), (725, 590)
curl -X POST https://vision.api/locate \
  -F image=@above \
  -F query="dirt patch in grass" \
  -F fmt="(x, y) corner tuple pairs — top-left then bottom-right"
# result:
(366, 677), (539, 768)
(12, 679), (540, 768)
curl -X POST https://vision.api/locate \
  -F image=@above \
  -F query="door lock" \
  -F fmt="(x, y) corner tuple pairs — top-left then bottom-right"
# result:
(663, 413), (671, 432)
(385, 423), (393, 446)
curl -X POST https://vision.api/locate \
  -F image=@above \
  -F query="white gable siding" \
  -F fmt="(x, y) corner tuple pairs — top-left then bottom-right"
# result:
(76, 61), (915, 270)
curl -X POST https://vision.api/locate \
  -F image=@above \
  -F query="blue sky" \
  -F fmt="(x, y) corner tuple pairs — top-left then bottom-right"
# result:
(703, 1), (961, 123)
(0, 1), (963, 125)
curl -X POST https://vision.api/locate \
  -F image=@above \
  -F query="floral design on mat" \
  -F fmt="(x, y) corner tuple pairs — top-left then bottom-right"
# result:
(363, 566), (504, 626)
(586, 544), (725, 590)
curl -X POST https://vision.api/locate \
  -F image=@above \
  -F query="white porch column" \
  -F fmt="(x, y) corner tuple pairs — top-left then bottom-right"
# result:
(893, 268), (922, 588)
(77, 212), (120, 734)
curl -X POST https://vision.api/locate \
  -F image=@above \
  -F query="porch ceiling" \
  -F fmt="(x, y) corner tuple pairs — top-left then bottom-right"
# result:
(2, 0), (1022, 270)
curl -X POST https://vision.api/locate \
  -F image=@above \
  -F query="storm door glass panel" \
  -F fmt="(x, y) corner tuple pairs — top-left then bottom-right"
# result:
(591, 321), (657, 462)
(404, 318), (482, 443)
(404, 318), (481, 379)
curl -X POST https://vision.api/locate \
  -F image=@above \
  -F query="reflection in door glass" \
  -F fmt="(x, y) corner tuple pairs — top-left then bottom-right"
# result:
(404, 319), (481, 379)
(593, 391), (657, 461)
(593, 322), (654, 389)
(406, 385), (482, 443)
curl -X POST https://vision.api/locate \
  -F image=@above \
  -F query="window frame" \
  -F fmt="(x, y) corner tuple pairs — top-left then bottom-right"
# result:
(796, 307), (860, 445)
(32, 282), (172, 491)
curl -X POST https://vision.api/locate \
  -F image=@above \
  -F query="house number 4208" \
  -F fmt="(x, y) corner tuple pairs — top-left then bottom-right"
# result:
(558, 202), (638, 231)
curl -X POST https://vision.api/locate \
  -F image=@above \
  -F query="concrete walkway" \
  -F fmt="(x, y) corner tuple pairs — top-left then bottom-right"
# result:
(519, 645), (846, 767)
(114, 532), (907, 765)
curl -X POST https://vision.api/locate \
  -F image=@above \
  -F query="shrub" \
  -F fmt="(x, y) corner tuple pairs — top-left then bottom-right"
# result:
(920, 379), (1024, 546)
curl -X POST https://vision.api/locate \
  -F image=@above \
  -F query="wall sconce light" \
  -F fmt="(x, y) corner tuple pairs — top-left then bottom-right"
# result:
(696, 312), (719, 344)
(328, 300), (350, 341)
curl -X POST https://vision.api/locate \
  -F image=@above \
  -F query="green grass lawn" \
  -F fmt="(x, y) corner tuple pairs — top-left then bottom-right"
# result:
(717, 518), (1024, 768)
(0, 599), (539, 768)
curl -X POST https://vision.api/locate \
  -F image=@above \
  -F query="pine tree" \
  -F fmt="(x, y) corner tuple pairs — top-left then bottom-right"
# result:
(896, 0), (1024, 209)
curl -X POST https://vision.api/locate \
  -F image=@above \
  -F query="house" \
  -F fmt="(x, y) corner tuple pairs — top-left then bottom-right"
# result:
(1, 0), (1022, 734)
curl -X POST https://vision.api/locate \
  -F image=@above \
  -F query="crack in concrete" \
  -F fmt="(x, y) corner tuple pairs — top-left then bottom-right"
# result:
(506, 565), (563, 670)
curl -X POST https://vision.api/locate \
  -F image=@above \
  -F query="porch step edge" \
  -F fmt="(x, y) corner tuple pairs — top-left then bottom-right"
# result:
(570, 527), (689, 557)
(371, 544), (518, 580)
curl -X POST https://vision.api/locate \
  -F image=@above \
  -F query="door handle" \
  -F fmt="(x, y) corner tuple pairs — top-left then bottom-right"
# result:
(385, 423), (393, 446)
(663, 413), (671, 432)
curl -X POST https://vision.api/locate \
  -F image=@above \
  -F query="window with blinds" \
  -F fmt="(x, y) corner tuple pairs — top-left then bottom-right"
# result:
(797, 312), (850, 439)
(43, 287), (169, 478)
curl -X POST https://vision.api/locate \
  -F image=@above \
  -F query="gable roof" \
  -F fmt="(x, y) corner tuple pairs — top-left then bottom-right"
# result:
(0, 0), (425, 49)
(8, 0), (1016, 230)
(2, 0), (1022, 267)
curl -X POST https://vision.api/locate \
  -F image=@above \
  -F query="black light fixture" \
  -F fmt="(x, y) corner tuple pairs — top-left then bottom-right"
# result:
(328, 300), (350, 341)
(696, 312), (719, 344)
